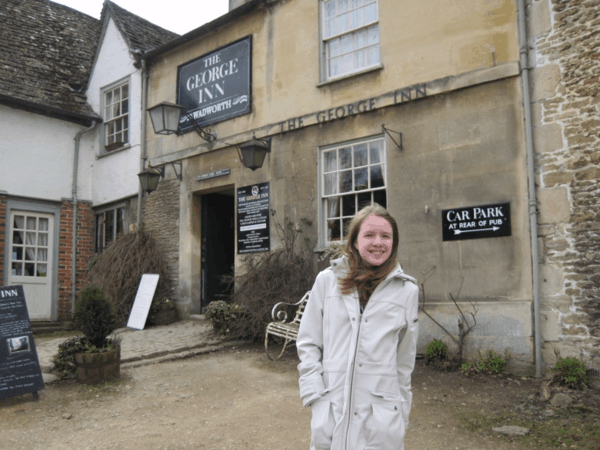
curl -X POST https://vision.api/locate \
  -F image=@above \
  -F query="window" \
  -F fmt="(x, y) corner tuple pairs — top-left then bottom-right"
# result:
(10, 213), (50, 277)
(321, 136), (387, 244)
(322, 0), (380, 80)
(95, 207), (125, 253)
(103, 82), (129, 152)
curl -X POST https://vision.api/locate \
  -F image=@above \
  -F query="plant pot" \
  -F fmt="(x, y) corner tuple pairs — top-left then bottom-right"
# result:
(154, 308), (178, 326)
(74, 346), (120, 384)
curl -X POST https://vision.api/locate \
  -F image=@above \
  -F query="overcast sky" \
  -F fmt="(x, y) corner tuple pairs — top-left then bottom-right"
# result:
(52, 0), (230, 35)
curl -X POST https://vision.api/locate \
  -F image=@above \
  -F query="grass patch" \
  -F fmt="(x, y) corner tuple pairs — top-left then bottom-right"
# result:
(462, 409), (600, 449)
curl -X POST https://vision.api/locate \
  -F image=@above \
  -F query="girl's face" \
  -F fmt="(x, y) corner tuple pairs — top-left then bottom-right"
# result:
(354, 214), (394, 266)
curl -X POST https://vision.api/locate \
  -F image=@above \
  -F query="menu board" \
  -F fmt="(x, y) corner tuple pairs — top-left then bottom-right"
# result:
(0, 285), (44, 400)
(237, 182), (270, 254)
(127, 274), (160, 330)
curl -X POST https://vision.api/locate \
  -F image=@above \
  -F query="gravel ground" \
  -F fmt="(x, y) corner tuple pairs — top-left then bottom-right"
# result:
(0, 343), (545, 450)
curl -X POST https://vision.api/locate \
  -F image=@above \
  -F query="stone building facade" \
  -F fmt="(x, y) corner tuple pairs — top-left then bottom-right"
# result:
(527, 0), (600, 368)
(144, 0), (546, 369)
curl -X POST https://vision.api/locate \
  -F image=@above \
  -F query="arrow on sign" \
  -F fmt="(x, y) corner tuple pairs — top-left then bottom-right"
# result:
(454, 226), (499, 235)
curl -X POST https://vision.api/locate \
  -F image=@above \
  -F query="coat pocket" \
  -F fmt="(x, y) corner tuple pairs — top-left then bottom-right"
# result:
(364, 391), (406, 450)
(310, 397), (335, 450)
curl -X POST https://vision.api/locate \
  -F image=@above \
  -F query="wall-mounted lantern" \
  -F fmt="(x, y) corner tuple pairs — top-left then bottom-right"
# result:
(138, 162), (183, 194)
(147, 102), (216, 142)
(237, 136), (271, 171)
(147, 102), (182, 135)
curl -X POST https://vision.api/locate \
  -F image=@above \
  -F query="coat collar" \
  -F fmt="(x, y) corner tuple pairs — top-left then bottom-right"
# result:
(329, 256), (418, 285)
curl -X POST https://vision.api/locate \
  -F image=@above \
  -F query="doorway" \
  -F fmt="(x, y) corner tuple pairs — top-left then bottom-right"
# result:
(7, 210), (54, 320)
(201, 190), (235, 311)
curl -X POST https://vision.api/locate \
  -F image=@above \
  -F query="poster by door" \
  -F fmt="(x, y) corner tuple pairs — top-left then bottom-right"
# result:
(237, 182), (270, 254)
(0, 285), (44, 400)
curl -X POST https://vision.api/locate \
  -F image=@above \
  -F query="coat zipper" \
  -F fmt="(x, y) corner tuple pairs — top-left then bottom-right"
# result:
(344, 301), (363, 450)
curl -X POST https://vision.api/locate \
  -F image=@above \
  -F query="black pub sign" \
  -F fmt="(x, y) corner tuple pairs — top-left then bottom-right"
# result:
(0, 285), (44, 400)
(442, 202), (511, 241)
(237, 182), (270, 254)
(177, 36), (251, 133)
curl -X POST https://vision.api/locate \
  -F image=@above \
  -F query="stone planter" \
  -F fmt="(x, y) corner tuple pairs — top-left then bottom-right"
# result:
(74, 346), (120, 384)
(154, 308), (178, 326)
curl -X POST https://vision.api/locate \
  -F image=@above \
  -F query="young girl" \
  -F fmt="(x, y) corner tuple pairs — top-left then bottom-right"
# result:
(297, 204), (419, 450)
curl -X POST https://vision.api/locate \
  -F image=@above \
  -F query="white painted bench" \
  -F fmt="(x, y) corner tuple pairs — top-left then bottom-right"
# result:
(264, 291), (310, 360)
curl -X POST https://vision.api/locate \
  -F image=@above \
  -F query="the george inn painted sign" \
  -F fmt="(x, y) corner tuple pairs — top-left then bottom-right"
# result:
(177, 36), (252, 133)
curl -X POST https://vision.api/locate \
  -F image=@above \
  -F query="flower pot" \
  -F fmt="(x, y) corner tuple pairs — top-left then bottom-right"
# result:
(154, 308), (178, 326)
(74, 346), (120, 384)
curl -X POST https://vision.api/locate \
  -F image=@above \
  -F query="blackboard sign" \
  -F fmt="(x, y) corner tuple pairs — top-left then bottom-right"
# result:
(442, 202), (511, 241)
(177, 36), (251, 133)
(237, 182), (270, 254)
(0, 285), (44, 400)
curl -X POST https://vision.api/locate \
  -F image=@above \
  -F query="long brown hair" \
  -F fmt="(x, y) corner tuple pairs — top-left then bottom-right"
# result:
(338, 204), (399, 306)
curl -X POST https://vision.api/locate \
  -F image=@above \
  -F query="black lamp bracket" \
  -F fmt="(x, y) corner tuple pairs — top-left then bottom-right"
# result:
(149, 161), (183, 181)
(382, 124), (403, 150)
(182, 112), (217, 142)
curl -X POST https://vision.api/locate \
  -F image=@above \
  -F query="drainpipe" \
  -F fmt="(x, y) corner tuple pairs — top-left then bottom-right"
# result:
(517, 0), (543, 378)
(137, 55), (149, 228)
(72, 120), (97, 315)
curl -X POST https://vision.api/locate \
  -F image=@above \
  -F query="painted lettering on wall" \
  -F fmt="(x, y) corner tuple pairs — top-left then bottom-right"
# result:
(277, 84), (427, 133)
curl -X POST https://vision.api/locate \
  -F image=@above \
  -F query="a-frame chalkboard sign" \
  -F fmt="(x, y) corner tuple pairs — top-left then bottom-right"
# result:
(0, 285), (45, 401)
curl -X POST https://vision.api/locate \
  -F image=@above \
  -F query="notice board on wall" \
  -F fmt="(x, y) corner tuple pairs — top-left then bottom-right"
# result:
(0, 285), (44, 400)
(237, 182), (270, 254)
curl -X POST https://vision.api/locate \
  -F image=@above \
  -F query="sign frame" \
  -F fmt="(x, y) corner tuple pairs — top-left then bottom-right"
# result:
(176, 35), (252, 134)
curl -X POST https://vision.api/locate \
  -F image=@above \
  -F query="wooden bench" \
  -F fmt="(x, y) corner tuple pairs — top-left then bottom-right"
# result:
(264, 291), (310, 360)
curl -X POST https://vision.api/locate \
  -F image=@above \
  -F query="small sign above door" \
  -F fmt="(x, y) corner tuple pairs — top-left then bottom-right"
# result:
(442, 202), (511, 241)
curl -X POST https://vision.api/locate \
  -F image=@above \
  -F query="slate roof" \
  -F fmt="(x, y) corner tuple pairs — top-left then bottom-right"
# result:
(103, 1), (178, 54)
(0, 0), (179, 125)
(0, 0), (101, 123)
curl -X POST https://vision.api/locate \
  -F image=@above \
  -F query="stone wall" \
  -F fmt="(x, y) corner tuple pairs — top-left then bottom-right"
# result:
(142, 180), (180, 295)
(528, 0), (600, 368)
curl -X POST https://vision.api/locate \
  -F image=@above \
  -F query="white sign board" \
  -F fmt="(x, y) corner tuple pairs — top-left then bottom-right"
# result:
(127, 274), (160, 330)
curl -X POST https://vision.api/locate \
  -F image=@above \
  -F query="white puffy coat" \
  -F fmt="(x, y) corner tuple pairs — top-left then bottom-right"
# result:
(297, 256), (419, 450)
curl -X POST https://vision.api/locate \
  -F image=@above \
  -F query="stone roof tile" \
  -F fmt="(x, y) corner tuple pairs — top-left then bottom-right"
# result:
(0, 0), (101, 120)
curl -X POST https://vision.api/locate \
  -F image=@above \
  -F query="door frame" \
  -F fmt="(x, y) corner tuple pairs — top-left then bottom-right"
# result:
(4, 198), (61, 321)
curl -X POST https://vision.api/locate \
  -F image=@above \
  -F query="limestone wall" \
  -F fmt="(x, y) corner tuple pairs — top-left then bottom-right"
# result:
(528, 0), (600, 368)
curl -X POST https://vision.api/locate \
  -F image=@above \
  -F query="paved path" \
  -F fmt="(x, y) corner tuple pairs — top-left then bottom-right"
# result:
(34, 316), (236, 378)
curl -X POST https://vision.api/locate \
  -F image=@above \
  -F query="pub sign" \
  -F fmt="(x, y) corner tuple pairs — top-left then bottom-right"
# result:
(177, 36), (251, 133)
(442, 202), (511, 241)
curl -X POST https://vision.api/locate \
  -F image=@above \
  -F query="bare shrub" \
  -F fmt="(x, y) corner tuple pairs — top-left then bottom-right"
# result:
(87, 229), (173, 324)
(222, 213), (316, 341)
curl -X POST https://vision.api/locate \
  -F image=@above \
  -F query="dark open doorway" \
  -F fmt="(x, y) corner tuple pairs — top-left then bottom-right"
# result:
(201, 189), (235, 311)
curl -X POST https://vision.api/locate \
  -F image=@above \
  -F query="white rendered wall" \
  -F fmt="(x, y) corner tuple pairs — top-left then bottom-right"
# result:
(86, 18), (142, 206)
(0, 105), (95, 201)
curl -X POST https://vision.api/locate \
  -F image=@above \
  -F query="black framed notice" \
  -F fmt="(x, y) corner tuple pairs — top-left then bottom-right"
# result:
(177, 36), (252, 133)
(0, 285), (44, 400)
(442, 202), (511, 241)
(237, 182), (270, 254)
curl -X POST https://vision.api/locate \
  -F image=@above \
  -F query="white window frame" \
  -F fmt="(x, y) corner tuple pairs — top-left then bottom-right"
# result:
(320, 0), (381, 82)
(318, 135), (387, 247)
(95, 205), (126, 253)
(101, 77), (130, 154)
